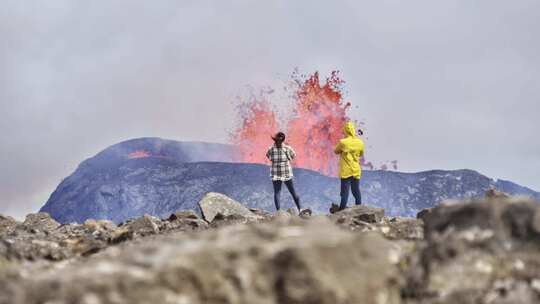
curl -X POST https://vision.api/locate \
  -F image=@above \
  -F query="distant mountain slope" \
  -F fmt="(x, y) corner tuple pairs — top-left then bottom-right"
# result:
(78, 137), (237, 171)
(40, 138), (540, 223)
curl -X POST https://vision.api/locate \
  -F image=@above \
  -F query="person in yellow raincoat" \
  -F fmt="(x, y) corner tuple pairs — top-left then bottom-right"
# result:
(334, 121), (365, 210)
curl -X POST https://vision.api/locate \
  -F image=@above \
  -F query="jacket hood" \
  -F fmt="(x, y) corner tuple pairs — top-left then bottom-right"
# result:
(343, 121), (357, 137)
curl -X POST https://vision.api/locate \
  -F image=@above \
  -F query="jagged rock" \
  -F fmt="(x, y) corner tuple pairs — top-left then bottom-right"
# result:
(0, 215), (18, 235)
(166, 210), (209, 231)
(0, 235), (71, 261)
(168, 210), (199, 221)
(329, 205), (422, 240)
(22, 213), (60, 233)
(0, 217), (405, 304)
(378, 217), (423, 240)
(249, 208), (274, 223)
(209, 213), (250, 228)
(416, 207), (433, 222)
(403, 197), (540, 303)
(129, 214), (161, 235)
(422, 197), (540, 245)
(111, 215), (162, 243)
(198, 192), (256, 222)
(485, 188), (509, 199)
(83, 219), (117, 232)
(8, 194), (540, 304)
(329, 205), (385, 225)
(110, 226), (131, 244)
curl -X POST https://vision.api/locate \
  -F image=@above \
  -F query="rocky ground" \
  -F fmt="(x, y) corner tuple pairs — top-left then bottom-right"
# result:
(1, 191), (540, 303)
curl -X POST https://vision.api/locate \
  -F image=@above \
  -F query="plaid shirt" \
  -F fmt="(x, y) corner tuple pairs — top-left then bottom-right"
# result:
(266, 144), (295, 181)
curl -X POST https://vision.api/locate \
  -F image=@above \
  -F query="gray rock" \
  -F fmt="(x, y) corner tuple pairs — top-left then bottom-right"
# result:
(167, 210), (199, 221)
(0, 215), (18, 235)
(209, 213), (250, 229)
(416, 207), (433, 222)
(403, 197), (540, 303)
(485, 188), (510, 199)
(111, 215), (163, 243)
(378, 217), (423, 240)
(0, 217), (404, 304)
(166, 210), (209, 231)
(22, 213), (60, 233)
(84, 219), (117, 232)
(198, 192), (256, 222)
(330, 205), (385, 224)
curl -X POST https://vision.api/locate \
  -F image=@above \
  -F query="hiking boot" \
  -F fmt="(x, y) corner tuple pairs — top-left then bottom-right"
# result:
(299, 209), (312, 217)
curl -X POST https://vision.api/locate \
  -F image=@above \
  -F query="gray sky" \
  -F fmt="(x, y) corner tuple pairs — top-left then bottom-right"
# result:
(1, 0), (539, 219)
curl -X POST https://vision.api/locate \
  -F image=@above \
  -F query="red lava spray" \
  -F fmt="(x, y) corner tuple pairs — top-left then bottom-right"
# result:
(232, 71), (357, 176)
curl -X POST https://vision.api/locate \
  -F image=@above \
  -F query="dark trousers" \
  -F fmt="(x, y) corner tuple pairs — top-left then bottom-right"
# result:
(340, 177), (361, 210)
(273, 179), (301, 211)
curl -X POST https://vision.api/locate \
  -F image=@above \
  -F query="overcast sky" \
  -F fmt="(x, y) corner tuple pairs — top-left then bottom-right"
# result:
(1, 0), (539, 219)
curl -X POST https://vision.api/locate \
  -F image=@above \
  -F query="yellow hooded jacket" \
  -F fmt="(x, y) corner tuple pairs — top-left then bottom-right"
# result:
(334, 122), (365, 179)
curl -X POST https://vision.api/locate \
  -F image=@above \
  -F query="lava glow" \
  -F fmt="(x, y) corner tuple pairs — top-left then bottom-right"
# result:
(128, 150), (152, 159)
(285, 71), (349, 175)
(232, 98), (279, 163)
(232, 71), (358, 176)
(231, 71), (398, 175)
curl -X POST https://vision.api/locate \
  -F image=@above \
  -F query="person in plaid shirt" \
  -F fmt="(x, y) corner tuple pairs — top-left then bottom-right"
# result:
(266, 132), (301, 212)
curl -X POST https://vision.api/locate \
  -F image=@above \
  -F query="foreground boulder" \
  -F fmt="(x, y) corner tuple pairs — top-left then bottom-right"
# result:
(198, 192), (257, 222)
(403, 197), (540, 303)
(0, 210), (215, 262)
(329, 205), (385, 223)
(0, 217), (405, 304)
(22, 213), (60, 233)
(0, 215), (17, 235)
(329, 205), (423, 240)
(166, 210), (209, 231)
(329, 204), (385, 230)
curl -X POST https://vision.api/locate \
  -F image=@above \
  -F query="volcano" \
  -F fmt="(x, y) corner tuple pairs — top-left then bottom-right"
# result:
(40, 137), (540, 223)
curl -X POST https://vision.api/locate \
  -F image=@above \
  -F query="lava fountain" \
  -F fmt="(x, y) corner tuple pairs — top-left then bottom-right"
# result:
(232, 97), (280, 164)
(285, 71), (350, 175)
(232, 71), (358, 176)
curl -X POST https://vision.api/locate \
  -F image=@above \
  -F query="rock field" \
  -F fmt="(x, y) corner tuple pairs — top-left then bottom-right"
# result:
(2, 191), (540, 304)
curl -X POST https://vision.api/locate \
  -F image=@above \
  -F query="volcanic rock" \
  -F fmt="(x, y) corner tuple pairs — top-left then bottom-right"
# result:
(111, 214), (163, 243)
(416, 207), (433, 222)
(249, 208), (273, 219)
(328, 205), (423, 240)
(198, 192), (257, 222)
(4, 194), (540, 303)
(168, 210), (199, 221)
(0, 217), (405, 304)
(485, 188), (510, 199)
(166, 210), (209, 231)
(403, 197), (540, 303)
(83, 219), (117, 233)
(22, 212), (60, 233)
(378, 217), (424, 240)
(209, 213), (252, 229)
(0, 215), (17, 235)
(330, 204), (385, 224)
